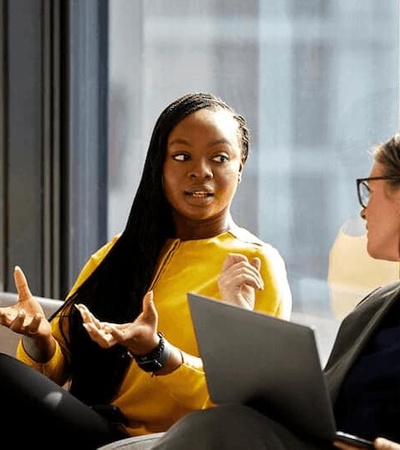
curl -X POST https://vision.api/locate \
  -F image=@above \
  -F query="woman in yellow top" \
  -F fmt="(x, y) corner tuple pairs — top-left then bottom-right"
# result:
(0, 92), (292, 449)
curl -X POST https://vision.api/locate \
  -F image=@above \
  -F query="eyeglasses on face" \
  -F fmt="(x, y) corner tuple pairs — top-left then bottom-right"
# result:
(356, 176), (400, 209)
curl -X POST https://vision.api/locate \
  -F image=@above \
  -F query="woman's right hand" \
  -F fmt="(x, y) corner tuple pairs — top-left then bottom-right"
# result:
(0, 266), (52, 339)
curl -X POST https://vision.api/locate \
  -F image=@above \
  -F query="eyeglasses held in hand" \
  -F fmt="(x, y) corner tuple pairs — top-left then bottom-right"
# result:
(356, 176), (400, 209)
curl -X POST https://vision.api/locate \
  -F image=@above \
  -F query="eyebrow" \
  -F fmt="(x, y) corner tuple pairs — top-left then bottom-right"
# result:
(168, 138), (232, 147)
(168, 138), (190, 147)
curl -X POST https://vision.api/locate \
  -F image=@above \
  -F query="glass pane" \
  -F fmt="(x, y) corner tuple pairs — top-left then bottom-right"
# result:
(108, 0), (399, 333)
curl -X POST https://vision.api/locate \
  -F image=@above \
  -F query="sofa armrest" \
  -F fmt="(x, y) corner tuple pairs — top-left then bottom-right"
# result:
(97, 432), (164, 450)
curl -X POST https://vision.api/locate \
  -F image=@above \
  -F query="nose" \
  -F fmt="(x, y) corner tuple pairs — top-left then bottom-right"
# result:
(188, 160), (213, 179)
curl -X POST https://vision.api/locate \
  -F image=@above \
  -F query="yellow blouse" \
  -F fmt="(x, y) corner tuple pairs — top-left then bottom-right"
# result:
(17, 226), (292, 436)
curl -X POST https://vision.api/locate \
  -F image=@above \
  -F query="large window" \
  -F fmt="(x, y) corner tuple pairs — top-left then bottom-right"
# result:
(108, 0), (399, 324)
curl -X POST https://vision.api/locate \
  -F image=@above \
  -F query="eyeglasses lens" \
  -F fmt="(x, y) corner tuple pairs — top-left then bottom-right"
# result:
(359, 181), (370, 208)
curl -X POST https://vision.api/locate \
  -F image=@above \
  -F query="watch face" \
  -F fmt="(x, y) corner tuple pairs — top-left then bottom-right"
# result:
(133, 332), (170, 373)
(137, 359), (164, 372)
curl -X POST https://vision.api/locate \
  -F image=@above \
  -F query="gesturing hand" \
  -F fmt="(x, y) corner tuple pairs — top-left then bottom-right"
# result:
(218, 253), (264, 310)
(0, 266), (52, 338)
(75, 290), (160, 355)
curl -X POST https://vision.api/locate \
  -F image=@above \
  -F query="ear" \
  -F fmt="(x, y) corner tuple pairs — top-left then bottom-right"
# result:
(238, 163), (244, 184)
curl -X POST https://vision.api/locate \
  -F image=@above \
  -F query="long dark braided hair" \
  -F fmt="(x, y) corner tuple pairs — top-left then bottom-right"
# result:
(51, 92), (250, 405)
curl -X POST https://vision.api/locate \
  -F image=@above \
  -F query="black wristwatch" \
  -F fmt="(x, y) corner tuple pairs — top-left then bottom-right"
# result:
(130, 332), (170, 373)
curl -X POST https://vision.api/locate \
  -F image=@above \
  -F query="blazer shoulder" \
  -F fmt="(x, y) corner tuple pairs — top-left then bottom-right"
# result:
(356, 280), (400, 308)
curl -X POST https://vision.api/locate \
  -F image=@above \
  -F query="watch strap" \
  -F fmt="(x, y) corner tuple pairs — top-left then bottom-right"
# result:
(130, 332), (170, 373)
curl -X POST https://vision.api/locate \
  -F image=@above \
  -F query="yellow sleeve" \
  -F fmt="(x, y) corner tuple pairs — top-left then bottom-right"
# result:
(253, 243), (292, 320)
(154, 359), (215, 410)
(16, 337), (69, 386)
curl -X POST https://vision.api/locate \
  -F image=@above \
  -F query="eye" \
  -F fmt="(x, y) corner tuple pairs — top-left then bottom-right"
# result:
(172, 153), (190, 162)
(212, 154), (229, 163)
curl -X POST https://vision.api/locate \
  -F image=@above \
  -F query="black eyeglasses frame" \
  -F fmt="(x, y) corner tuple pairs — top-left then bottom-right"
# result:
(356, 176), (400, 208)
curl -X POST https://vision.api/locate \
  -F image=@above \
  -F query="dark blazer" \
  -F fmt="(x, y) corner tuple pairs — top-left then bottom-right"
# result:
(324, 280), (400, 404)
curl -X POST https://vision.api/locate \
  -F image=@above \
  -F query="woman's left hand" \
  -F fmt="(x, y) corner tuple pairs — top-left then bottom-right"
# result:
(218, 253), (264, 310)
(75, 290), (160, 354)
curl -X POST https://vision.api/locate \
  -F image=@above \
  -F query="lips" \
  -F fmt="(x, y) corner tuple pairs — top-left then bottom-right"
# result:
(185, 185), (214, 197)
(187, 191), (213, 198)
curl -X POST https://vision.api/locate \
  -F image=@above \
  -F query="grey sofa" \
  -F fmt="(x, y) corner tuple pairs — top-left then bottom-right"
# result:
(97, 433), (164, 449)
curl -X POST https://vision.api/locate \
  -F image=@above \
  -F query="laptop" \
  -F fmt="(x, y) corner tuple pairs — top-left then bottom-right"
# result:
(187, 292), (374, 448)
